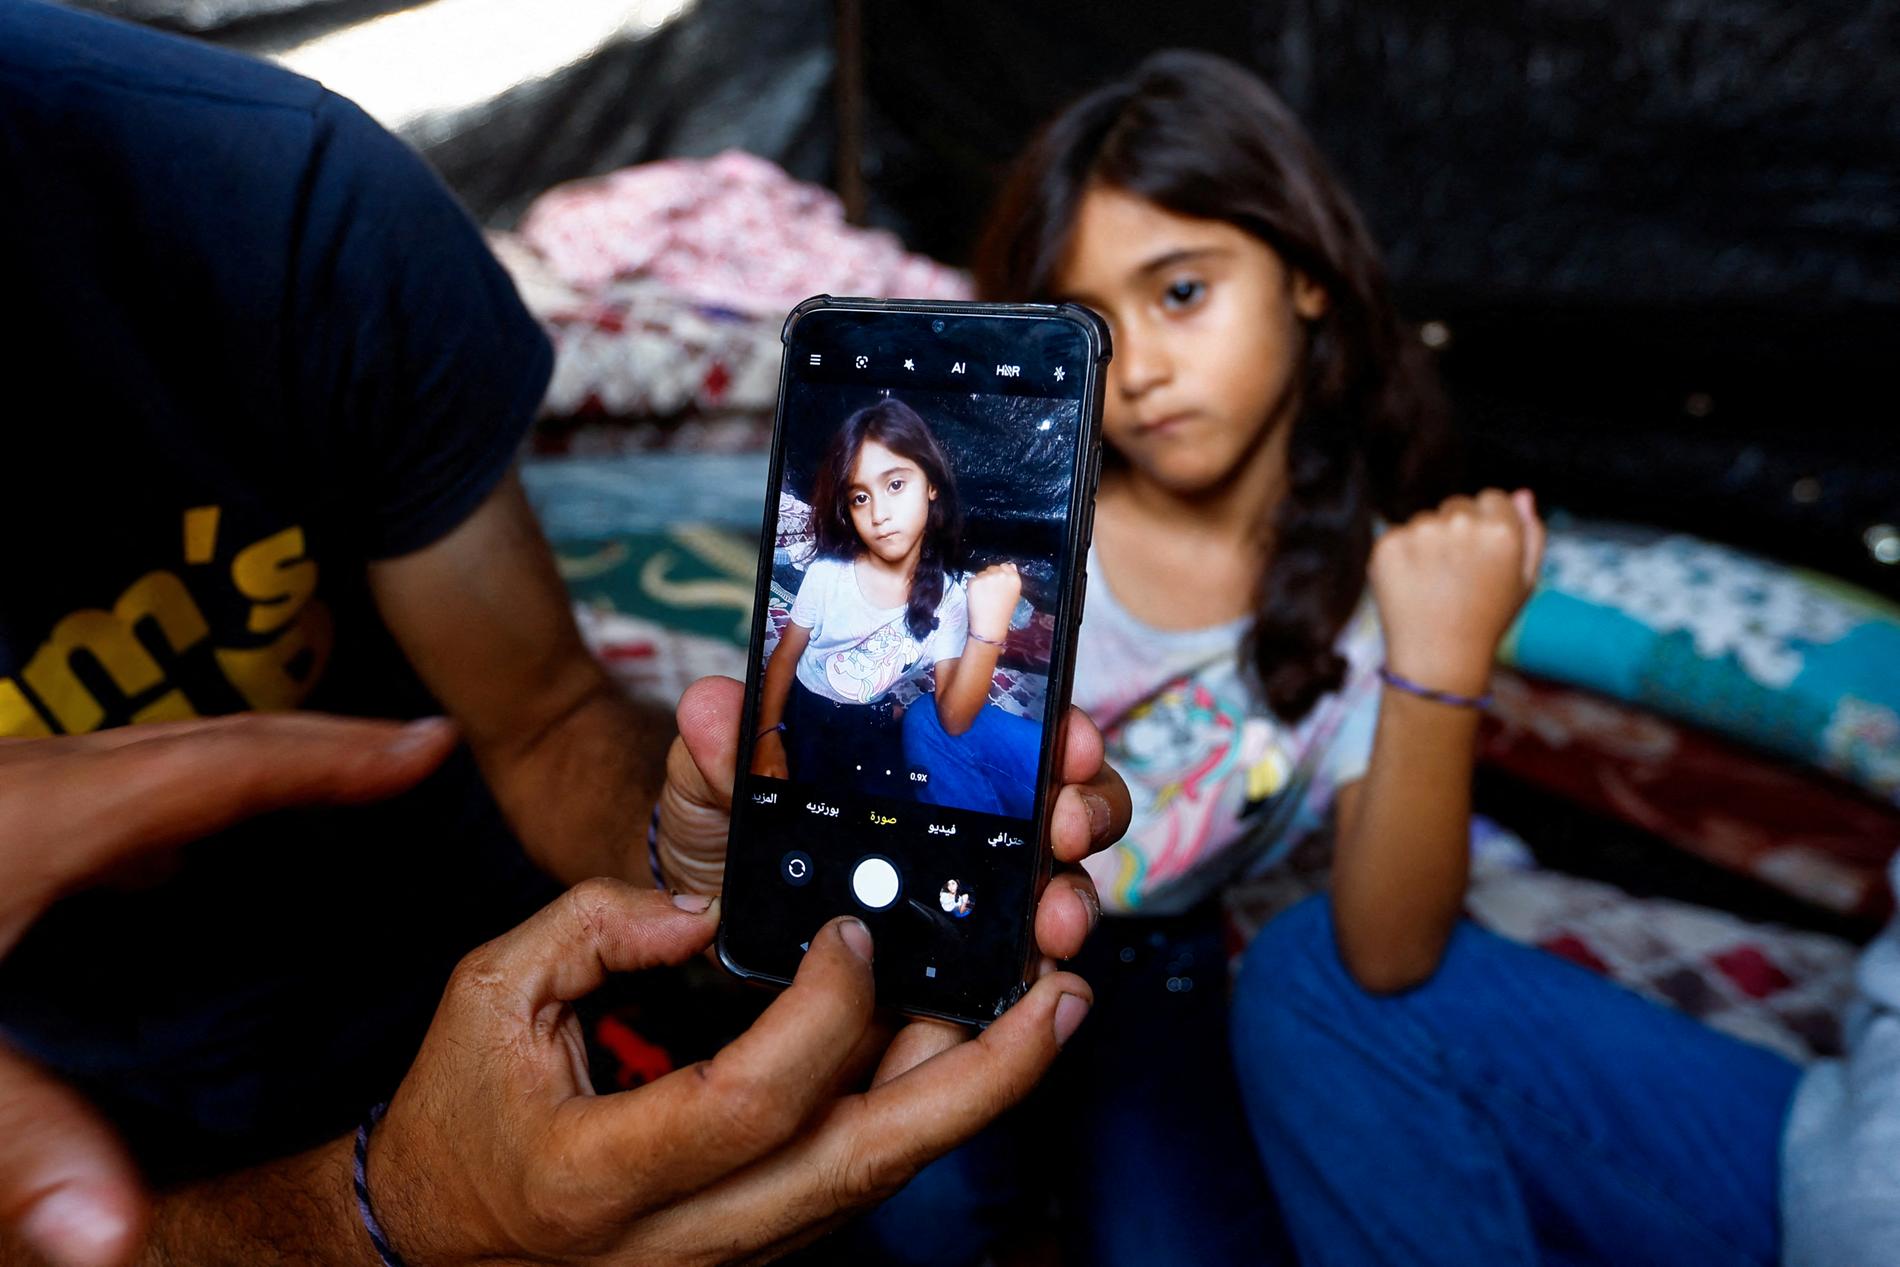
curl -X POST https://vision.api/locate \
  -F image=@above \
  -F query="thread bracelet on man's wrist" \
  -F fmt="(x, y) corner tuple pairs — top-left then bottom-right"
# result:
(647, 803), (667, 890)
(353, 1102), (410, 1267)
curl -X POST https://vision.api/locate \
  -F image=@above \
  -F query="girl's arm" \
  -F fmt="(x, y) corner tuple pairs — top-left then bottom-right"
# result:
(1329, 489), (1544, 994)
(933, 564), (1019, 735)
(752, 622), (810, 778)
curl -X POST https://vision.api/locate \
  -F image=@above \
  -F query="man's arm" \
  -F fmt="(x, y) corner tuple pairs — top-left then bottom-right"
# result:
(4, 1138), (374, 1267)
(0, 1137), (372, 1267)
(367, 469), (671, 886)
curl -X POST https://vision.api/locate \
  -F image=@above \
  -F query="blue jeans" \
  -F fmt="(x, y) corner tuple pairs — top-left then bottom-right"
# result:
(1234, 896), (1801, 1267)
(902, 695), (1038, 820)
(845, 905), (1293, 1266)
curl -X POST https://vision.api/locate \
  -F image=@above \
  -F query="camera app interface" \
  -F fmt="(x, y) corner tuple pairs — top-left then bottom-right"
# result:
(727, 307), (1093, 1019)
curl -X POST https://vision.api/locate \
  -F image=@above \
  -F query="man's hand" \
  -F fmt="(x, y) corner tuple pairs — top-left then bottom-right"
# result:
(370, 880), (1093, 1266)
(0, 714), (457, 1267)
(654, 677), (1128, 964)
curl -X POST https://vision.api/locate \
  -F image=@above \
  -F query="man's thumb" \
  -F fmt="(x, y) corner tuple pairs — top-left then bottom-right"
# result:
(0, 1045), (144, 1267)
(674, 676), (743, 807)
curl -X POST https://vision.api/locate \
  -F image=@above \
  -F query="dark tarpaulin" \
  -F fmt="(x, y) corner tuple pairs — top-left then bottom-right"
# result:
(853, 1), (1900, 594)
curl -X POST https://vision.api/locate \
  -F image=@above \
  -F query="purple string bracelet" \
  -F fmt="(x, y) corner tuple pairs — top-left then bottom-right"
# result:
(647, 803), (667, 890)
(353, 1102), (409, 1267)
(1377, 664), (1492, 711)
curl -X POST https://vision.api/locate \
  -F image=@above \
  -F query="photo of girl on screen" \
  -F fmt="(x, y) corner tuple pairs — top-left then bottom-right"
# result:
(751, 397), (1041, 818)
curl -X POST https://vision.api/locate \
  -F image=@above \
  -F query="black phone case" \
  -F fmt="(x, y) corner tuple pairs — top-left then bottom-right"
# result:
(716, 294), (1110, 1027)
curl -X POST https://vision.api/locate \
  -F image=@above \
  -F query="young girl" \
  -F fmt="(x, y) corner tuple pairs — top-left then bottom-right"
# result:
(753, 398), (1030, 809)
(857, 49), (1801, 1267)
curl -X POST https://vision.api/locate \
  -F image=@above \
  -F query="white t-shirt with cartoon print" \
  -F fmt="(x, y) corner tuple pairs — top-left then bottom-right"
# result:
(789, 556), (969, 705)
(1072, 547), (1385, 916)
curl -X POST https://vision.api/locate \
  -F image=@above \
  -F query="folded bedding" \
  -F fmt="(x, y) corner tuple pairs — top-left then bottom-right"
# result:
(515, 150), (970, 314)
(1504, 517), (1900, 807)
(1481, 670), (1900, 921)
(495, 151), (971, 441)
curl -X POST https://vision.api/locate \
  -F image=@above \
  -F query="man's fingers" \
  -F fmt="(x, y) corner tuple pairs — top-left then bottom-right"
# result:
(468, 880), (719, 1013)
(1032, 867), (1101, 962)
(1056, 707), (1104, 787)
(0, 1044), (145, 1267)
(675, 676), (743, 809)
(869, 1018), (967, 1088)
(827, 1014), (902, 1101)
(560, 916), (879, 1215)
(0, 715), (458, 955)
(57, 714), (455, 857)
(850, 971), (1088, 1157)
(1049, 767), (1130, 864)
(635, 973), (1092, 1256)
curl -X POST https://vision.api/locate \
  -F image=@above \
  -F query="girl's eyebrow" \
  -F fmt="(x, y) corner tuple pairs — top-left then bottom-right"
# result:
(1061, 245), (1234, 307)
(850, 464), (915, 490)
(1133, 245), (1231, 279)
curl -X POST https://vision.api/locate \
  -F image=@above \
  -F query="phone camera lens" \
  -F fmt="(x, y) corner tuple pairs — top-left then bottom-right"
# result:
(931, 319), (945, 333)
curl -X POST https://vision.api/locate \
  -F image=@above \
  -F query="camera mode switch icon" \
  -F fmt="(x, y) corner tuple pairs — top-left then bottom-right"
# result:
(780, 851), (813, 887)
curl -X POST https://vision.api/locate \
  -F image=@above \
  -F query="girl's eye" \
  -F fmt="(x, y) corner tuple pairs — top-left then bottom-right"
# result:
(851, 492), (869, 506)
(889, 478), (905, 493)
(1161, 278), (1206, 310)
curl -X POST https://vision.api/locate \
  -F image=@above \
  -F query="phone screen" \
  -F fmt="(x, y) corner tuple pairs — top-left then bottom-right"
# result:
(720, 301), (1104, 1024)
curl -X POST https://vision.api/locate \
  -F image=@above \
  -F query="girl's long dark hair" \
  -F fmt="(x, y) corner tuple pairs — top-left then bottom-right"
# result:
(810, 398), (965, 641)
(976, 50), (1454, 722)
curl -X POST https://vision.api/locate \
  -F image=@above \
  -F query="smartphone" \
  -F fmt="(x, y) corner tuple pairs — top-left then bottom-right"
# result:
(717, 296), (1109, 1026)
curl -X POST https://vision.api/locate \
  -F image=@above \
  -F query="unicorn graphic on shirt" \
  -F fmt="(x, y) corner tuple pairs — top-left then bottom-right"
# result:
(1105, 678), (1293, 908)
(824, 619), (921, 704)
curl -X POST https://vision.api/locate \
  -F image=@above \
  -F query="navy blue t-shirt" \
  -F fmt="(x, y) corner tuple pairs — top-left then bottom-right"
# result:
(0, 1), (560, 1180)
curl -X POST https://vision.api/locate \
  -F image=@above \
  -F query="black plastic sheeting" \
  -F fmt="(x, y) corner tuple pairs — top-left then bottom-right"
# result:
(860, 2), (1900, 314)
(852, 1), (1900, 594)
